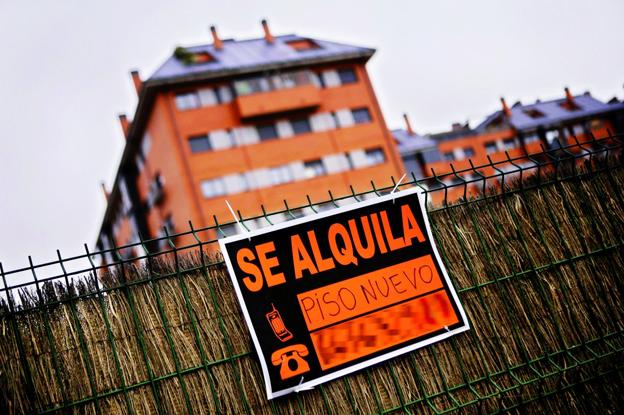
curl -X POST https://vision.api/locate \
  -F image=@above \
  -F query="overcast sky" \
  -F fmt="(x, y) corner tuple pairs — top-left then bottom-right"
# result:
(1, 0), (623, 273)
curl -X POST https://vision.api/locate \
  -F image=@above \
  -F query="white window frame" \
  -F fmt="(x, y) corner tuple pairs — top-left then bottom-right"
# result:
(269, 165), (294, 186)
(175, 91), (200, 110)
(200, 177), (227, 199)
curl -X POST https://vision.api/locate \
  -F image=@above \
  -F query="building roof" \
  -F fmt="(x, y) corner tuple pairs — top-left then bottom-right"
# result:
(148, 34), (375, 84)
(391, 128), (437, 155)
(475, 93), (624, 133)
(96, 33), (375, 241)
(429, 123), (474, 142)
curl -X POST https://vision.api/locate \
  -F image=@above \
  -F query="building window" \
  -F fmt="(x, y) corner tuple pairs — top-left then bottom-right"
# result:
(338, 68), (357, 84)
(485, 141), (498, 154)
(572, 124), (585, 136)
(156, 213), (176, 250)
(502, 138), (516, 150)
(136, 154), (144, 171)
(269, 165), (294, 186)
(233, 70), (314, 96)
(524, 133), (540, 143)
(175, 47), (215, 65)
(120, 179), (132, 214)
(200, 178), (226, 198)
(524, 109), (544, 119)
(141, 133), (152, 158)
(216, 86), (233, 103)
(352, 108), (372, 124)
(303, 159), (326, 178)
(257, 124), (279, 141)
(286, 38), (321, 51)
(463, 147), (475, 158)
(147, 173), (165, 208)
(189, 135), (212, 153)
(291, 118), (312, 135)
(545, 130), (560, 144)
(443, 152), (454, 161)
(175, 92), (200, 110)
(365, 148), (386, 165)
(163, 214), (175, 233)
(590, 120), (604, 129)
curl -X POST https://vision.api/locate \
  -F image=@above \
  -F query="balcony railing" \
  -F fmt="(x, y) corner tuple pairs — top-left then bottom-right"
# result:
(233, 70), (316, 96)
(233, 70), (321, 118)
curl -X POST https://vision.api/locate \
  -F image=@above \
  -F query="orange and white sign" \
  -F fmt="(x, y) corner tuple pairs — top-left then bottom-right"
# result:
(219, 186), (469, 399)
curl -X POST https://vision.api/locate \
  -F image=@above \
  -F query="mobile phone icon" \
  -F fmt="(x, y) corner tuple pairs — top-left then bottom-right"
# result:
(266, 303), (293, 342)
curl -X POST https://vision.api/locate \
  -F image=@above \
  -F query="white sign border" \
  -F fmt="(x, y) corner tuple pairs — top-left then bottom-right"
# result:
(218, 186), (470, 399)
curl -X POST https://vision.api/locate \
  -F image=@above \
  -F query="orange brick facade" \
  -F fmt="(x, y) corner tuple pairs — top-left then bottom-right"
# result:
(97, 26), (404, 260)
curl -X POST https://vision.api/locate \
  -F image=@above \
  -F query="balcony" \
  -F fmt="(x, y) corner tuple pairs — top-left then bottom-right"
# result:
(233, 71), (321, 118)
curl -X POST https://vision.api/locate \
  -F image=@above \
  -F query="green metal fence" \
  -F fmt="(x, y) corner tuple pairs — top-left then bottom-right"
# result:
(1, 132), (623, 414)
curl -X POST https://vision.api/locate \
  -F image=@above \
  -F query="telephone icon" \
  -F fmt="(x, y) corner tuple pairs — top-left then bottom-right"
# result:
(266, 303), (293, 342)
(271, 344), (310, 380)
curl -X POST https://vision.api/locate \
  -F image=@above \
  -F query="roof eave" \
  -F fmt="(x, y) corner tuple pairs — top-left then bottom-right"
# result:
(514, 104), (624, 132)
(146, 49), (375, 87)
(96, 49), (375, 240)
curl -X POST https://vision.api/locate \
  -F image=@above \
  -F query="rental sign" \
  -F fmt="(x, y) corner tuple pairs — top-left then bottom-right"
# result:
(219, 187), (469, 398)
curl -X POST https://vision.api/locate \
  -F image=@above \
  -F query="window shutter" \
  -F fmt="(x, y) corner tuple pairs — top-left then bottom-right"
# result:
(251, 168), (271, 188)
(348, 149), (370, 168)
(323, 113), (337, 130)
(309, 72), (322, 88)
(223, 174), (247, 194)
(232, 128), (245, 146)
(218, 86), (233, 103)
(453, 148), (465, 160)
(322, 154), (349, 174)
(276, 120), (295, 138)
(209, 130), (233, 150)
(246, 127), (260, 144)
(309, 114), (327, 132)
(289, 161), (307, 180)
(198, 88), (218, 106)
(270, 75), (283, 90)
(335, 109), (355, 128)
(233, 127), (259, 145)
(321, 70), (341, 87)
(259, 78), (271, 92)
(336, 154), (351, 171)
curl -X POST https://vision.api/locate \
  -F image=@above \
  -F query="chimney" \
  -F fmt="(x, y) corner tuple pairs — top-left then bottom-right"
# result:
(564, 86), (574, 104)
(500, 97), (512, 118)
(402, 113), (415, 135)
(130, 70), (142, 94)
(210, 25), (223, 50)
(261, 19), (274, 44)
(118, 113), (130, 138)
(100, 182), (110, 202)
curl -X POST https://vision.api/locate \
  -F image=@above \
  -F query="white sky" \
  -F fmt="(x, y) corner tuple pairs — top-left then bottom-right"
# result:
(1, 0), (623, 273)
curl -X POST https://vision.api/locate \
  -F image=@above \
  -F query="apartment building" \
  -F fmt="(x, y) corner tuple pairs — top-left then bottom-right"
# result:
(96, 21), (404, 259)
(393, 89), (624, 202)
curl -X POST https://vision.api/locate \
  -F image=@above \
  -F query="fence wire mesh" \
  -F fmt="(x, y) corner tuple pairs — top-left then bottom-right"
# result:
(1, 132), (624, 414)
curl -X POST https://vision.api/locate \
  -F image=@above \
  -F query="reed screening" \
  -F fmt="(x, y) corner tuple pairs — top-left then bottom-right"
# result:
(1, 145), (623, 414)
